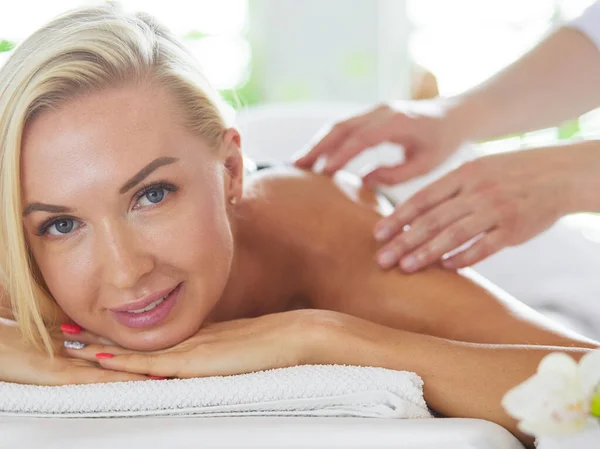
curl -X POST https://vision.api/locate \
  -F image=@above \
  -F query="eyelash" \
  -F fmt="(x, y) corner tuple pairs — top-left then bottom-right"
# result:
(35, 181), (178, 237)
(133, 181), (177, 209)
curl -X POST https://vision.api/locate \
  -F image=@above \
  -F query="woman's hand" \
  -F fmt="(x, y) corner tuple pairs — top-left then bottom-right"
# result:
(0, 321), (146, 385)
(64, 310), (369, 378)
(373, 143), (597, 271)
(293, 103), (464, 185)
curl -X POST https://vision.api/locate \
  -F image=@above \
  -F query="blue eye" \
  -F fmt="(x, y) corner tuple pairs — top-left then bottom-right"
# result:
(39, 218), (80, 236)
(135, 182), (177, 209)
(141, 188), (165, 205)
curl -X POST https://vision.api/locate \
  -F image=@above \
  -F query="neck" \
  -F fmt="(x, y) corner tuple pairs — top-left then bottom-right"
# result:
(205, 200), (306, 323)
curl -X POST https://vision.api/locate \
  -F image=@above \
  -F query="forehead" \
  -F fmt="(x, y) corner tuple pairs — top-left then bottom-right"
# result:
(20, 85), (193, 198)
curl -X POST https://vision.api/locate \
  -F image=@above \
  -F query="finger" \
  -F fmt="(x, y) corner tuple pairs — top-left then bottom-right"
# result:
(375, 198), (471, 269)
(293, 113), (370, 169)
(68, 366), (149, 385)
(442, 230), (506, 269)
(362, 159), (428, 186)
(321, 110), (397, 174)
(374, 173), (462, 243)
(95, 352), (179, 378)
(400, 214), (495, 272)
(61, 325), (115, 346)
(64, 342), (134, 363)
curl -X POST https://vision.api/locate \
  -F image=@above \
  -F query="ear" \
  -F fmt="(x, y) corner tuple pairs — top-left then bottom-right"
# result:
(220, 128), (244, 204)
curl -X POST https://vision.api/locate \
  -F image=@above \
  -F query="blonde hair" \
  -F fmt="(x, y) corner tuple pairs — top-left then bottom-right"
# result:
(0, 3), (230, 353)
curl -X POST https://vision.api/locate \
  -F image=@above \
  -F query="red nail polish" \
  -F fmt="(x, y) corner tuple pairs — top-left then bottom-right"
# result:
(61, 323), (83, 334)
(147, 375), (167, 380)
(95, 353), (114, 359)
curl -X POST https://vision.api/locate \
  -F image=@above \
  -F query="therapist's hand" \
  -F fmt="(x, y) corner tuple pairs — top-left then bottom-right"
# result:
(373, 145), (583, 271)
(293, 103), (465, 185)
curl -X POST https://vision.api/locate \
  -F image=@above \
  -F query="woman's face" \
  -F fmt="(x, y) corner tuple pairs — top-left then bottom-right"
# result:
(21, 83), (240, 351)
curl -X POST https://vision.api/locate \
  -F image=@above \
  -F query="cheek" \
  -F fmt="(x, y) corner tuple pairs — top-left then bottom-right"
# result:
(30, 243), (95, 323)
(165, 192), (234, 287)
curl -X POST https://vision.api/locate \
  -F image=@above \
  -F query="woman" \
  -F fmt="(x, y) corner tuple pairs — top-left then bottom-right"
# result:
(0, 5), (596, 447)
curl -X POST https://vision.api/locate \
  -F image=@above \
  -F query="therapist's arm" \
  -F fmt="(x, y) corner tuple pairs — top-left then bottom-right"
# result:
(447, 27), (600, 143)
(296, 18), (600, 184)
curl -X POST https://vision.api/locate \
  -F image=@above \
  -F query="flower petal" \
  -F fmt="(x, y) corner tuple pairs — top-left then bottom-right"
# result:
(502, 370), (579, 421)
(518, 417), (588, 437)
(579, 350), (600, 395)
(537, 352), (578, 376)
(503, 352), (600, 438)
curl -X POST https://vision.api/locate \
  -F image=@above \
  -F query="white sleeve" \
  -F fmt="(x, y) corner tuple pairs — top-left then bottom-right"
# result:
(567, 1), (600, 50)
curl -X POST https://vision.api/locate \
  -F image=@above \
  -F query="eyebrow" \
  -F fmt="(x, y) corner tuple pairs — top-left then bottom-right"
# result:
(22, 156), (180, 217)
(22, 203), (74, 217)
(119, 156), (179, 194)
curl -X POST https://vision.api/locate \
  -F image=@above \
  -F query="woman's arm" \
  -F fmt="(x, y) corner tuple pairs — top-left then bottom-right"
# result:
(319, 312), (595, 447)
(447, 27), (600, 143)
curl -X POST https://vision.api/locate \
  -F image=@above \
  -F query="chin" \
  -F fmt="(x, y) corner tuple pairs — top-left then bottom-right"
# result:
(114, 331), (187, 351)
(111, 318), (202, 351)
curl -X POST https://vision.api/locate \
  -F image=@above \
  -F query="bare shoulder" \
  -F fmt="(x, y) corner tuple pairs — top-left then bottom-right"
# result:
(240, 165), (392, 289)
(241, 165), (395, 309)
(243, 165), (392, 240)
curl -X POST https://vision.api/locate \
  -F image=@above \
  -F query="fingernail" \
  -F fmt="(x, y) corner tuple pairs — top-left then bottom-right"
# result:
(147, 375), (167, 380)
(401, 255), (418, 272)
(95, 353), (114, 359)
(442, 260), (453, 269)
(377, 250), (397, 268)
(64, 340), (86, 350)
(61, 323), (82, 334)
(363, 177), (376, 188)
(322, 164), (335, 175)
(322, 158), (339, 174)
(374, 226), (391, 242)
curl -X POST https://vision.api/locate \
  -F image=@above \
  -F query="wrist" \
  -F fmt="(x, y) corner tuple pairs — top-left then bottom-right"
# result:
(562, 140), (600, 214)
(311, 312), (427, 372)
(300, 310), (396, 367)
(296, 310), (352, 365)
(442, 95), (488, 145)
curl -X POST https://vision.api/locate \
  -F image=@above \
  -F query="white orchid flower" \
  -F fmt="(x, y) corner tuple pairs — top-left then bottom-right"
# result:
(502, 350), (600, 437)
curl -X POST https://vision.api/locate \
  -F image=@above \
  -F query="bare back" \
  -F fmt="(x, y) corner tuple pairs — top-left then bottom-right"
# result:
(244, 166), (597, 348)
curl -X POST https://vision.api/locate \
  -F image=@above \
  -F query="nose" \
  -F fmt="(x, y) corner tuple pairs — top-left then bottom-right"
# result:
(98, 221), (155, 290)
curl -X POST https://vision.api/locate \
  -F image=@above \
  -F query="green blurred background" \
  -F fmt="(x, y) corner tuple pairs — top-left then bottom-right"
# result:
(1, 0), (598, 149)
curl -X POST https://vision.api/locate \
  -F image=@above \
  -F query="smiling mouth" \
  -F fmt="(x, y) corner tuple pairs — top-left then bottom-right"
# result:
(111, 283), (182, 329)
(126, 295), (168, 313)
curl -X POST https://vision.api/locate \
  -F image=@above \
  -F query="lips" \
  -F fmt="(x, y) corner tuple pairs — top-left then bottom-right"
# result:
(110, 283), (182, 329)
(109, 286), (176, 313)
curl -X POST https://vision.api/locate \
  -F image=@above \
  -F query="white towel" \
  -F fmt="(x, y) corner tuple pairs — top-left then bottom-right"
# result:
(0, 365), (432, 419)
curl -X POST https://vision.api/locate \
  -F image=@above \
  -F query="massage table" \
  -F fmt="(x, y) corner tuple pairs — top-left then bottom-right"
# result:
(0, 416), (524, 448)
